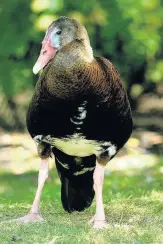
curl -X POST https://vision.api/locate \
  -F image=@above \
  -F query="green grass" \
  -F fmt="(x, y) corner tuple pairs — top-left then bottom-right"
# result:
(0, 157), (163, 244)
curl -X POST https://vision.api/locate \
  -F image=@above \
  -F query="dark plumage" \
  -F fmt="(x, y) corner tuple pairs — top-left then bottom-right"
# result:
(54, 148), (96, 212)
(18, 16), (132, 228)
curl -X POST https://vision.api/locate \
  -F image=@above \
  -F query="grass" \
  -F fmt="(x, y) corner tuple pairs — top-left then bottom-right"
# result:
(0, 154), (163, 243)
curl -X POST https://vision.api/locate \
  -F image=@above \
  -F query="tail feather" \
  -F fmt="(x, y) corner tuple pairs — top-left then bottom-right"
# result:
(52, 148), (96, 213)
(60, 169), (95, 212)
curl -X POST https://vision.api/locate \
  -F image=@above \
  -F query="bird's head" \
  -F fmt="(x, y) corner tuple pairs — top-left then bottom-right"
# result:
(33, 16), (93, 74)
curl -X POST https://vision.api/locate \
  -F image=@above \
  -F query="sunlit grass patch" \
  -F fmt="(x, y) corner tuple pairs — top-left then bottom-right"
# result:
(0, 138), (163, 243)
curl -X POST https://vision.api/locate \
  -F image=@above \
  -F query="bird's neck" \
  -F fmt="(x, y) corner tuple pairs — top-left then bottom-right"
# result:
(52, 40), (93, 68)
(39, 41), (94, 100)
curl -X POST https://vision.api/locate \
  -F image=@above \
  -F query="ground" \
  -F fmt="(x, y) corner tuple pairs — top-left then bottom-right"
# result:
(0, 132), (163, 244)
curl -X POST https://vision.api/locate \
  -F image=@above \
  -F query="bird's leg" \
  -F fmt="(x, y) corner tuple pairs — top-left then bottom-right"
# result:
(90, 161), (107, 229)
(30, 158), (49, 215)
(14, 158), (49, 223)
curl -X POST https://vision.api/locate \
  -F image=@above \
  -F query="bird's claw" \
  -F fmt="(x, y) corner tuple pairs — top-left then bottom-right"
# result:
(89, 215), (108, 229)
(93, 220), (108, 229)
(10, 213), (44, 223)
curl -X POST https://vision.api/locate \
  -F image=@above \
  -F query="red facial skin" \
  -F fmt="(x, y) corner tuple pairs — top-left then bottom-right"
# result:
(33, 32), (57, 74)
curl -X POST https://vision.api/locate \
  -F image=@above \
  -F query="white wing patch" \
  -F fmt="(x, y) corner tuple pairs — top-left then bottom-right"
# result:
(107, 144), (116, 157)
(70, 101), (87, 129)
(56, 158), (69, 169)
(34, 134), (117, 158)
(70, 118), (83, 125)
(40, 133), (117, 158)
(73, 167), (95, 176)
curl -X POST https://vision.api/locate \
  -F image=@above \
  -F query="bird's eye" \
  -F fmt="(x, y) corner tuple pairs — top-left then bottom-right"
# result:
(56, 30), (62, 35)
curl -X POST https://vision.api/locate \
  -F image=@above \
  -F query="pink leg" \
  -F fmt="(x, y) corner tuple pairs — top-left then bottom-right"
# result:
(90, 161), (107, 229)
(14, 158), (49, 223)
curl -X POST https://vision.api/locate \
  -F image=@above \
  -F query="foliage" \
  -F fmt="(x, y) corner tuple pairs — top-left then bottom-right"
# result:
(0, 0), (163, 129)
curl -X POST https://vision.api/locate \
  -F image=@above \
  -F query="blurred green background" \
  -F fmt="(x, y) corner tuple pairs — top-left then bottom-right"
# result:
(0, 0), (163, 131)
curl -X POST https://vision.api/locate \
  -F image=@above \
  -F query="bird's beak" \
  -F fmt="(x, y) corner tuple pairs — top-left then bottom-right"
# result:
(33, 39), (57, 75)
